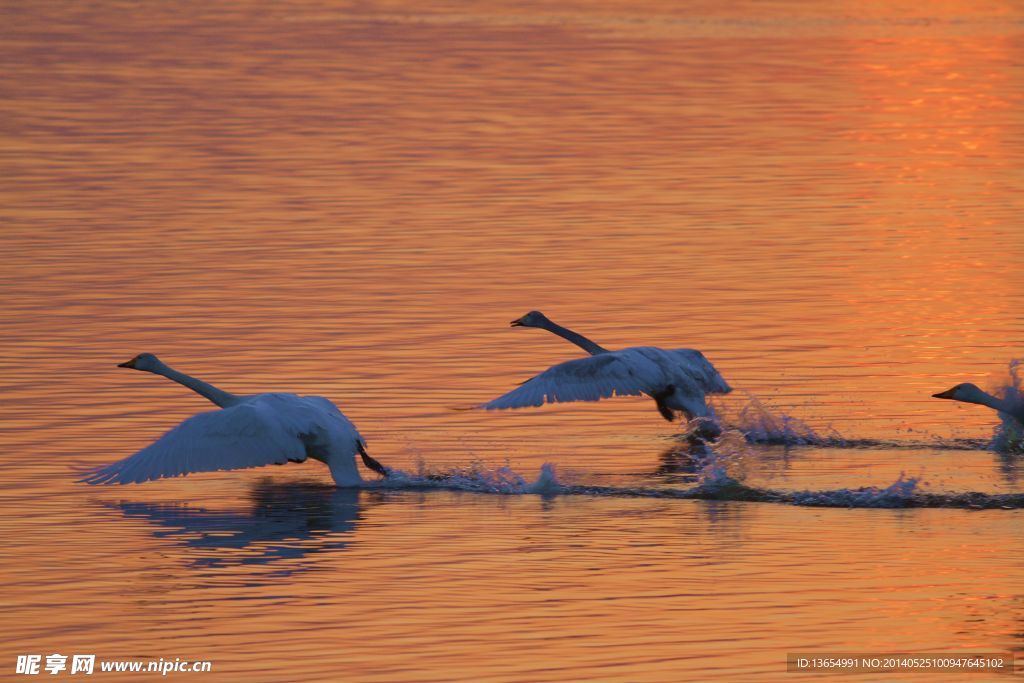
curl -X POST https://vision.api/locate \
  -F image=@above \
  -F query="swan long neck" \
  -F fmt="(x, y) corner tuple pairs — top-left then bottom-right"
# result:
(950, 385), (1023, 422)
(964, 389), (1015, 414)
(150, 360), (240, 408)
(537, 318), (609, 355)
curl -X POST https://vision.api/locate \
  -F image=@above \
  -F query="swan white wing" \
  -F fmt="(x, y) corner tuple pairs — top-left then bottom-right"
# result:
(84, 396), (314, 485)
(479, 353), (655, 410)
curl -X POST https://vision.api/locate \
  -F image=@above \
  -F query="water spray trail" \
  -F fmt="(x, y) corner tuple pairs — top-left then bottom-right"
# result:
(369, 463), (1024, 510)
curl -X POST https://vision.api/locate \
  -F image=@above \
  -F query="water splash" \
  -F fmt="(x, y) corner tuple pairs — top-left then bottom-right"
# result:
(787, 472), (919, 508)
(708, 393), (837, 446)
(369, 462), (1023, 510)
(373, 460), (562, 495)
(527, 463), (562, 495)
(989, 358), (1024, 453)
(695, 429), (753, 486)
(710, 375), (1024, 452)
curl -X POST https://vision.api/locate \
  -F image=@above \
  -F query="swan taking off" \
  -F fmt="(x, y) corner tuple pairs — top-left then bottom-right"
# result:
(932, 383), (1024, 426)
(83, 353), (387, 486)
(479, 311), (731, 430)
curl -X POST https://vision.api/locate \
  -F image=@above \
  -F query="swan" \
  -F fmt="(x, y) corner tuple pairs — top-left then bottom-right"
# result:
(932, 383), (1024, 425)
(82, 353), (387, 486)
(479, 311), (731, 432)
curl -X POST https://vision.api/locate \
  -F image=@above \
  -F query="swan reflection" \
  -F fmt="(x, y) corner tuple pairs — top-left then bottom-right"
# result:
(109, 480), (373, 571)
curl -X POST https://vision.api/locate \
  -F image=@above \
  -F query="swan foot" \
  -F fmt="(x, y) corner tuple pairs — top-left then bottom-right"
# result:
(690, 418), (722, 441)
(357, 444), (389, 478)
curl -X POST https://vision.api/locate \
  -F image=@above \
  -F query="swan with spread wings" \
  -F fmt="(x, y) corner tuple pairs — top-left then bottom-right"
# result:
(479, 312), (731, 432)
(83, 353), (387, 486)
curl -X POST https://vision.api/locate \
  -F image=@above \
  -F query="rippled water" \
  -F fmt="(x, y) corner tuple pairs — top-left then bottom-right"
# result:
(2, 1), (1023, 680)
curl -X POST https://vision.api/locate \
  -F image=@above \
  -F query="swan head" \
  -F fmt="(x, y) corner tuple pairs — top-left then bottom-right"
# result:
(932, 382), (987, 404)
(511, 310), (549, 328)
(118, 353), (163, 372)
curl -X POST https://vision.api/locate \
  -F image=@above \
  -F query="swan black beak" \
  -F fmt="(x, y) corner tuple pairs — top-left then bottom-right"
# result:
(510, 319), (524, 327)
(118, 359), (136, 369)
(932, 388), (955, 400)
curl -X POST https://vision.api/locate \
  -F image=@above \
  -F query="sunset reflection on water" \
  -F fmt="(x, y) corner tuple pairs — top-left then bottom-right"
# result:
(1, 1), (1022, 680)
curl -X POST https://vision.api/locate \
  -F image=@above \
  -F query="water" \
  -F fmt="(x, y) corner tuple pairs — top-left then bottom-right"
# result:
(2, 1), (1023, 680)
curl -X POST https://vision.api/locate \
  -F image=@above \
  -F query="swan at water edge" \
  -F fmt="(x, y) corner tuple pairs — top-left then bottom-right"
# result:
(82, 353), (387, 486)
(932, 382), (1024, 426)
(478, 311), (731, 435)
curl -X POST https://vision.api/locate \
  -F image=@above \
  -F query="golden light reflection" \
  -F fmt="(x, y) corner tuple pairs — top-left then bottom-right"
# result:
(834, 32), (1021, 435)
(0, 1), (1022, 679)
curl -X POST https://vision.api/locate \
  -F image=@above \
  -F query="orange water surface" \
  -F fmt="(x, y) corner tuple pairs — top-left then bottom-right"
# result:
(1, 1), (1022, 680)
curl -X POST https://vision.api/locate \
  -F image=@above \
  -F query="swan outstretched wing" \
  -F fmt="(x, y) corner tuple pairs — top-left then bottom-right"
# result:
(479, 353), (654, 410)
(84, 396), (317, 485)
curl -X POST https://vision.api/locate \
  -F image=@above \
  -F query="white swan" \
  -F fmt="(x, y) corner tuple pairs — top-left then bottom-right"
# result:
(83, 353), (387, 486)
(479, 311), (731, 430)
(932, 383), (1024, 425)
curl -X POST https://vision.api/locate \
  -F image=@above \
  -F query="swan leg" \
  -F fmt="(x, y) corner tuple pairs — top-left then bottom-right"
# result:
(651, 384), (677, 422)
(673, 391), (722, 440)
(691, 418), (722, 441)
(357, 443), (388, 477)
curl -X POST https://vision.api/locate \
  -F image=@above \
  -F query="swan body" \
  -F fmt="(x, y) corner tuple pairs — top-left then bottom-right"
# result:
(480, 311), (731, 426)
(932, 382), (1024, 425)
(84, 353), (386, 486)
